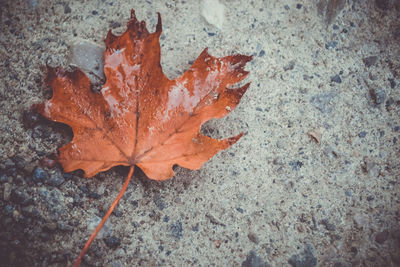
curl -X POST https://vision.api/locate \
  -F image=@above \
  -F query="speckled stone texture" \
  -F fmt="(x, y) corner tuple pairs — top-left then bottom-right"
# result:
(0, 0), (399, 266)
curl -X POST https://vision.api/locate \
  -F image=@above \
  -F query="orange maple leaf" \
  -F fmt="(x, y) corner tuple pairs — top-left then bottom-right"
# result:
(34, 10), (251, 266)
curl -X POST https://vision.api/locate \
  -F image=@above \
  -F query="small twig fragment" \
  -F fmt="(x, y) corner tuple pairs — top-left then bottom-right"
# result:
(307, 130), (321, 144)
(206, 213), (226, 226)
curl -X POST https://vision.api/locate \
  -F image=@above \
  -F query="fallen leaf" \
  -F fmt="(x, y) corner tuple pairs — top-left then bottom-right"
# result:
(33, 9), (252, 266)
(34, 10), (251, 181)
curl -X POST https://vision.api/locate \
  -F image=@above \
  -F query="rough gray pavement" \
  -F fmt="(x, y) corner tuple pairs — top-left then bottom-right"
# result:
(0, 0), (399, 266)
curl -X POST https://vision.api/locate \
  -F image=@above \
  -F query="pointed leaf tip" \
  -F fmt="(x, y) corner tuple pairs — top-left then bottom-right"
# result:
(105, 30), (117, 47)
(130, 9), (136, 19)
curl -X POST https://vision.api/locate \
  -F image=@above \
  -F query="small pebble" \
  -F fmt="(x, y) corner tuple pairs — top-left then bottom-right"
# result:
(40, 157), (57, 168)
(353, 213), (368, 228)
(201, 0), (225, 29)
(64, 4), (71, 14)
(331, 75), (342, 84)
(375, 0), (390, 10)
(12, 210), (20, 221)
(4, 159), (15, 168)
(0, 174), (8, 183)
(325, 41), (338, 49)
(388, 78), (396, 89)
(366, 195), (374, 201)
(131, 200), (138, 207)
(369, 73), (378, 81)
(242, 250), (270, 267)
(363, 56), (378, 67)
(321, 219), (336, 231)
(88, 191), (101, 199)
(375, 230), (389, 244)
(359, 131), (367, 138)
(57, 222), (74, 232)
(10, 189), (32, 206)
(43, 222), (57, 231)
(47, 173), (65, 187)
(87, 215), (112, 238)
(288, 244), (317, 267)
(104, 236), (121, 249)
(369, 88), (386, 105)
(4, 204), (14, 215)
(394, 26), (400, 39)
(363, 160), (380, 177)
(112, 209), (123, 217)
(385, 97), (395, 111)
(247, 232), (259, 244)
(68, 39), (105, 85)
(310, 91), (337, 113)
(3, 183), (12, 201)
(28, 0), (38, 9)
(22, 110), (41, 128)
(324, 146), (337, 159)
(289, 160), (303, 171)
(39, 187), (67, 220)
(110, 22), (121, 29)
(32, 167), (48, 183)
(63, 173), (73, 180)
(284, 60), (295, 71)
(153, 194), (166, 210)
(170, 221), (183, 239)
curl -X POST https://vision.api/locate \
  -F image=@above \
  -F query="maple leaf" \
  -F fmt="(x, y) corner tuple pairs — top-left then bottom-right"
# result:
(33, 10), (251, 266)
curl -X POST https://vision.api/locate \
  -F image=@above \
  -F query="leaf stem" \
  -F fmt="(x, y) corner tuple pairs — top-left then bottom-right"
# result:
(73, 166), (135, 267)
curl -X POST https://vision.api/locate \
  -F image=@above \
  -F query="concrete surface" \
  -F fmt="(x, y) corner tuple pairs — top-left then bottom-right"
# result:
(0, 0), (399, 266)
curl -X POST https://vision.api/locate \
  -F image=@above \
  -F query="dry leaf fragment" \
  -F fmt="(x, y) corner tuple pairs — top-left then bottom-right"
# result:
(33, 9), (252, 266)
(307, 129), (321, 144)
